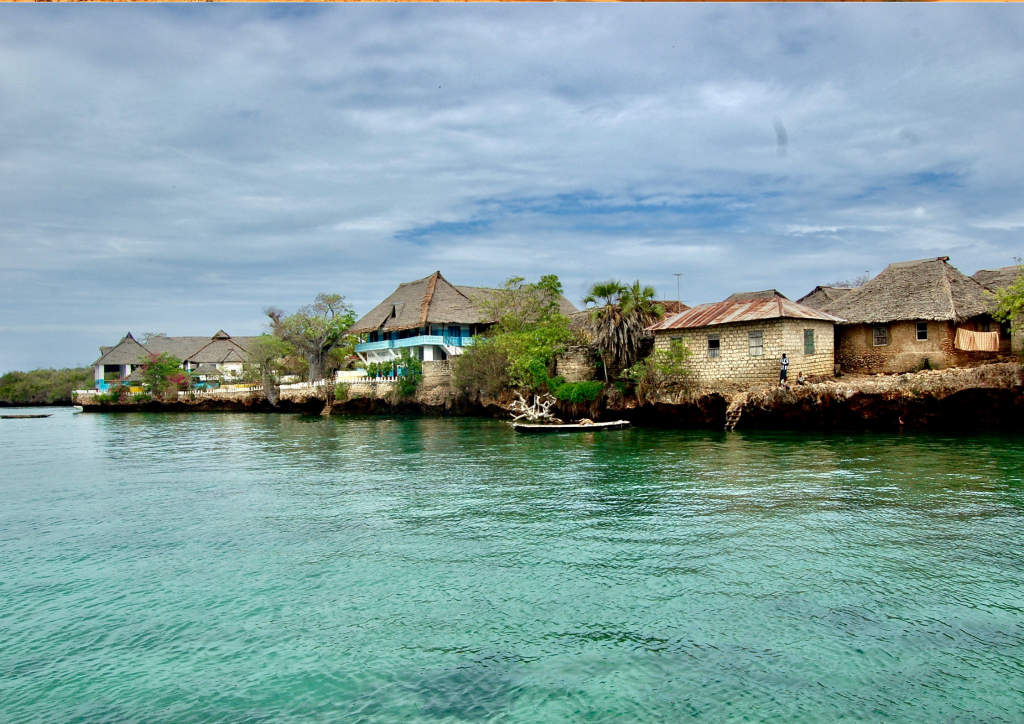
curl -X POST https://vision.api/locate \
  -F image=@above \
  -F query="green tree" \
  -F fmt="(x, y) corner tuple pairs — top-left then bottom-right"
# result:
(0, 367), (93, 405)
(456, 275), (574, 395)
(993, 262), (1024, 353)
(244, 334), (294, 407)
(583, 279), (665, 381)
(137, 352), (187, 400)
(474, 275), (565, 333)
(266, 294), (356, 383)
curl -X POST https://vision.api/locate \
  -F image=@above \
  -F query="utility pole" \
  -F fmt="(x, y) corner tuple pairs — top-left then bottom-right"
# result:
(674, 273), (683, 301)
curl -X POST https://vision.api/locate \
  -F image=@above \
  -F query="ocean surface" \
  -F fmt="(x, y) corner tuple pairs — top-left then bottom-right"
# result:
(2, 408), (1023, 723)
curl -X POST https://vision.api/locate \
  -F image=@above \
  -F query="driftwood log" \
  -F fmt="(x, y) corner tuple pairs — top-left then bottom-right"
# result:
(508, 392), (563, 424)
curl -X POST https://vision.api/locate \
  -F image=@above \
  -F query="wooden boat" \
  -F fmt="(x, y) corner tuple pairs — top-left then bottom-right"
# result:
(512, 420), (631, 433)
(1, 414), (53, 419)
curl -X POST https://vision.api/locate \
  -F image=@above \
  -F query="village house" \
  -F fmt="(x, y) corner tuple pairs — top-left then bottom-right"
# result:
(646, 290), (842, 385)
(813, 257), (1003, 374)
(91, 330), (256, 389)
(973, 265), (1023, 354)
(796, 285), (853, 310)
(347, 271), (577, 366)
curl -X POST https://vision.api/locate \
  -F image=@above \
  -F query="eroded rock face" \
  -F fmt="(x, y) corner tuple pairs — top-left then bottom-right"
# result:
(78, 364), (1024, 431)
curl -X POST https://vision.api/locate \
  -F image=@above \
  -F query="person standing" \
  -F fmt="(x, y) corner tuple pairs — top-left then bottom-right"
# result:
(779, 353), (789, 385)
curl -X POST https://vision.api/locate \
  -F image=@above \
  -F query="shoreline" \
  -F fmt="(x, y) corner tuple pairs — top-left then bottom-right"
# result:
(72, 362), (1024, 432)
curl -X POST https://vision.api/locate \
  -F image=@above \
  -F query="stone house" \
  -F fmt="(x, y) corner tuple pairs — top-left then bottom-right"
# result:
(91, 331), (256, 389)
(818, 257), (1003, 374)
(646, 290), (842, 386)
(972, 265), (1022, 354)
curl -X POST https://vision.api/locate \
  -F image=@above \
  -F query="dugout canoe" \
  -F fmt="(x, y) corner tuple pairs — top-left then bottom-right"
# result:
(511, 420), (631, 433)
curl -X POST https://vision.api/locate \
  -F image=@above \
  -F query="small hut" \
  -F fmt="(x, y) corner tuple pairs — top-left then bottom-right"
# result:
(973, 264), (1023, 354)
(822, 257), (1003, 373)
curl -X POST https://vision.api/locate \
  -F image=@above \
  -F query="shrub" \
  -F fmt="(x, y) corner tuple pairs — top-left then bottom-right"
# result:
(623, 339), (694, 402)
(395, 349), (422, 397)
(451, 338), (510, 396)
(553, 380), (605, 403)
(94, 382), (131, 405)
(334, 382), (350, 402)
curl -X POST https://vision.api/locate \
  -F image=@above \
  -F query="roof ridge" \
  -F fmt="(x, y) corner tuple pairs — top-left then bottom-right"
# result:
(419, 271), (441, 327)
(941, 262), (956, 320)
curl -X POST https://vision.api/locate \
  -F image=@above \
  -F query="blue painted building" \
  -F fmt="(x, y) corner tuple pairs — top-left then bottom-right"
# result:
(348, 271), (577, 364)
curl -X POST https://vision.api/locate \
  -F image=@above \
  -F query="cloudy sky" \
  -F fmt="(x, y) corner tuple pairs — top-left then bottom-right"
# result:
(2, 4), (1023, 371)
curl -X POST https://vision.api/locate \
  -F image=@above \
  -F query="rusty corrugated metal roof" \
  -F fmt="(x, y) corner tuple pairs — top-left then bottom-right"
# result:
(647, 296), (845, 331)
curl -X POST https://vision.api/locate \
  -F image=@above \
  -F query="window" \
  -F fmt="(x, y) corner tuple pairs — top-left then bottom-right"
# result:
(803, 329), (815, 355)
(447, 325), (461, 338)
(749, 330), (764, 356)
(916, 322), (928, 341)
(707, 334), (721, 358)
(873, 326), (888, 346)
(978, 320), (991, 333)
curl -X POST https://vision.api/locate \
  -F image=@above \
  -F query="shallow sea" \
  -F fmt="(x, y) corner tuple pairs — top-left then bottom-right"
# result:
(2, 409), (1023, 722)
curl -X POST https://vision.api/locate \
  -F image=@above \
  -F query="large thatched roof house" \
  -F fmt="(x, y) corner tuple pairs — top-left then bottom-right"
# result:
(647, 290), (843, 385)
(348, 271), (577, 364)
(92, 330), (255, 388)
(816, 257), (1005, 373)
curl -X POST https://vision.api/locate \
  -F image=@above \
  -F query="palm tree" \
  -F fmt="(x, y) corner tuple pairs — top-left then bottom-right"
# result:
(583, 280), (665, 381)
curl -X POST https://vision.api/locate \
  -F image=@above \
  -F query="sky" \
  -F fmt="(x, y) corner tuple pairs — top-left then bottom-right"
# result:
(2, 4), (1024, 372)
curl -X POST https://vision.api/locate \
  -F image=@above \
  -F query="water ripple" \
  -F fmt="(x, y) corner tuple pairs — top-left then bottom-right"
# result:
(1, 410), (1023, 722)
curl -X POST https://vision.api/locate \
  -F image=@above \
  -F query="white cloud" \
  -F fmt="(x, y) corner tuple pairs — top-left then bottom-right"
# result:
(2, 4), (1024, 370)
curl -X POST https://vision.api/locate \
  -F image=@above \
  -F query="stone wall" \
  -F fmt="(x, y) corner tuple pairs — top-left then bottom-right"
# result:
(654, 319), (835, 385)
(555, 346), (597, 382)
(421, 360), (453, 391)
(836, 320), (1001, 374)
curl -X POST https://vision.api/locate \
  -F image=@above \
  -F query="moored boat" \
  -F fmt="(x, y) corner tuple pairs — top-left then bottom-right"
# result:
(511, 420), (630, 433)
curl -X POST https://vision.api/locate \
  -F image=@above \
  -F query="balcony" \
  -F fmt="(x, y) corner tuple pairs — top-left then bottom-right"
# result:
(354, 335), (475, 353)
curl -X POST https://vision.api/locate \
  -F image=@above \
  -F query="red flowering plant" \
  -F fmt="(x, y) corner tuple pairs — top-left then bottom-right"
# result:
(137, 352), (187, 400)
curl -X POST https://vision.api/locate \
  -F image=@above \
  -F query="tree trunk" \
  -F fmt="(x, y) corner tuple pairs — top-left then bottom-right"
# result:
(262, 370), (279, 407)
(308, 352), (325, 383)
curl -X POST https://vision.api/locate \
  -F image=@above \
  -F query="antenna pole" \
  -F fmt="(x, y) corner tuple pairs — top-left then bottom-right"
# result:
(673, 273), (683, 301)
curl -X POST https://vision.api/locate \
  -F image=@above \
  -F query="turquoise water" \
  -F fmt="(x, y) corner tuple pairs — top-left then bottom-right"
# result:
(2, 410), (1023, 722)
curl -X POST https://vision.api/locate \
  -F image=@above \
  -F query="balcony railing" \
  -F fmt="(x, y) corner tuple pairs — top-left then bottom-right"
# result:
(355, 335), (475, 353)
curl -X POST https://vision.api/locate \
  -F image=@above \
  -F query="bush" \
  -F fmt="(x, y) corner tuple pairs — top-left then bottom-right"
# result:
(553, 380), (605, 404)
(395, 349), (422, 397)
(334, 382), (350, 401)
(451, 338), (510, 396)
(623, 339), (694, 402)
(94, 382), (131, 405)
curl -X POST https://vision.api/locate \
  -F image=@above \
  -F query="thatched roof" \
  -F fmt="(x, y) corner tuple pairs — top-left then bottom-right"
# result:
(724, 290), (788, 302)
(93, 331), (257, 366)
(973, 265), (1023, 292)
(347, 271), (578, 334)
(193, 363), (225, 377)
(92, 333), (149, 365)
(657, 300), (690, 315)
(823, 257), (991, 325)
(796, 286), (853, 311)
